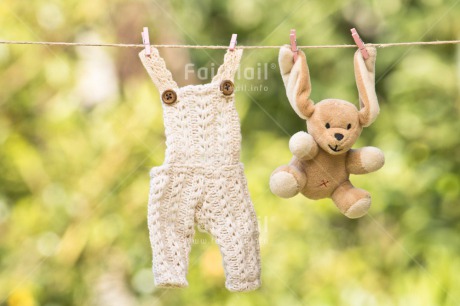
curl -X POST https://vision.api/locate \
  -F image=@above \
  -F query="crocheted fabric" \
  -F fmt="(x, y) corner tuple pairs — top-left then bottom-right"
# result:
(139, 47), (261, 292)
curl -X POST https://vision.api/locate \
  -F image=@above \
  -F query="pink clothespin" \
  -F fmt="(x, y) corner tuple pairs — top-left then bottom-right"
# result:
(290, 29), (298, 62)
(229, 34), (237, 51)
(350, 28), (369, 59)
(142, 27), (151, 56)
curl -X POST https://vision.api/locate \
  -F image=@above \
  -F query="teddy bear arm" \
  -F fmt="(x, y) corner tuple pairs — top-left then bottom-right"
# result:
(289, 131), (319, 160)
(346, 147), (385, 174)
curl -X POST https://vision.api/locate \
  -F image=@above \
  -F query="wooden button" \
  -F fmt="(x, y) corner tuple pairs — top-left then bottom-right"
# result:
(162, 89), (177, 104)
(220, 80), (234, 96)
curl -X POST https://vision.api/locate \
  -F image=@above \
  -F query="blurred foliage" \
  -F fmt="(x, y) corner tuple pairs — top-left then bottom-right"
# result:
(0, 0), (460, 305)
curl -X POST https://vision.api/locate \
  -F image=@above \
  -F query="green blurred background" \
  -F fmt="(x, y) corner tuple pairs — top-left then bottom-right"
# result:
(0, 0), (459, 305)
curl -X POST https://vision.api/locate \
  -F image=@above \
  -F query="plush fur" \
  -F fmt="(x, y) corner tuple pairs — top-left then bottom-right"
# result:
(269, 46), (385, 219)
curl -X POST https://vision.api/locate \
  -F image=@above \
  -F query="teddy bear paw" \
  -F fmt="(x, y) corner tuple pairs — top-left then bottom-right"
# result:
(269, 171), (300, 198)
(359, 147), (385, 173)
(345, 198), (371, 219)
(289, 131), (318, 160)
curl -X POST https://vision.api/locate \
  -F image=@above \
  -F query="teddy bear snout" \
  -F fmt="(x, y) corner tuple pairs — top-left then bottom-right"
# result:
(334, 133), (344, 141)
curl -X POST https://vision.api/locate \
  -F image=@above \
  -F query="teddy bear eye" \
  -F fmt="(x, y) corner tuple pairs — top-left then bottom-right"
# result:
(325, 123), (330, 129)
(347, 124), (352, 130)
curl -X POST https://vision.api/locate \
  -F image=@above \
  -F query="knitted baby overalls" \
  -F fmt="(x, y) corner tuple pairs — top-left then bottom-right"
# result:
(139, 47), (261, 292)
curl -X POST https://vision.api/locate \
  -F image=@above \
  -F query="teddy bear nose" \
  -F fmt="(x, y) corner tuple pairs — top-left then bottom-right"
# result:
(334, 133), (344, 141)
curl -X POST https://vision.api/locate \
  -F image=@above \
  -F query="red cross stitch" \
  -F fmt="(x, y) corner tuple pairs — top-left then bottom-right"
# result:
(318, 180), (329, 188)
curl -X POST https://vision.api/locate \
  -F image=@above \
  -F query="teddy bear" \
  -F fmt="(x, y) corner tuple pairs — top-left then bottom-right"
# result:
(269, 45), (385, 219)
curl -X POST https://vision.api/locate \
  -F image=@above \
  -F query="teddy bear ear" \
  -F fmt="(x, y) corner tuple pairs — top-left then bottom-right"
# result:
(354, 46), (379, 127)
(279, 45), (315, 119)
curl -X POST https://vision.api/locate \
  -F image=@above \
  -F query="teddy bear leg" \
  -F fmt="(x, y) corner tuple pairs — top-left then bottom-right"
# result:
(269, 164), (306, 198)
(331, 180), (371, 219)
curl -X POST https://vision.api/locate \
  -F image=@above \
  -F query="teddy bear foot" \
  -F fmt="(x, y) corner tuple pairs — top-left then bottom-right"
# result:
(269, 171), (300, 198)
(344, 198), (371, 219)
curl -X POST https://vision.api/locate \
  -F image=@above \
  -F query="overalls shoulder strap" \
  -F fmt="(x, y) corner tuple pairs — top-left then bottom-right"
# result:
(139, 47), (178, 92)
(212, 49), (243, 83)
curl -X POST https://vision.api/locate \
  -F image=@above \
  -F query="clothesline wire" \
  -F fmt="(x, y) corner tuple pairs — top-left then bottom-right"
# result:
(0, 40), (459, 49)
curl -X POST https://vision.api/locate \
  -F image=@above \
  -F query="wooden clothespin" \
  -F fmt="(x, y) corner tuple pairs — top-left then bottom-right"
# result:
(142, 27), (151, 56)
(350, 28), (369, 59)
(229, 34), (237, 51)
(290, 29), (299, 62)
